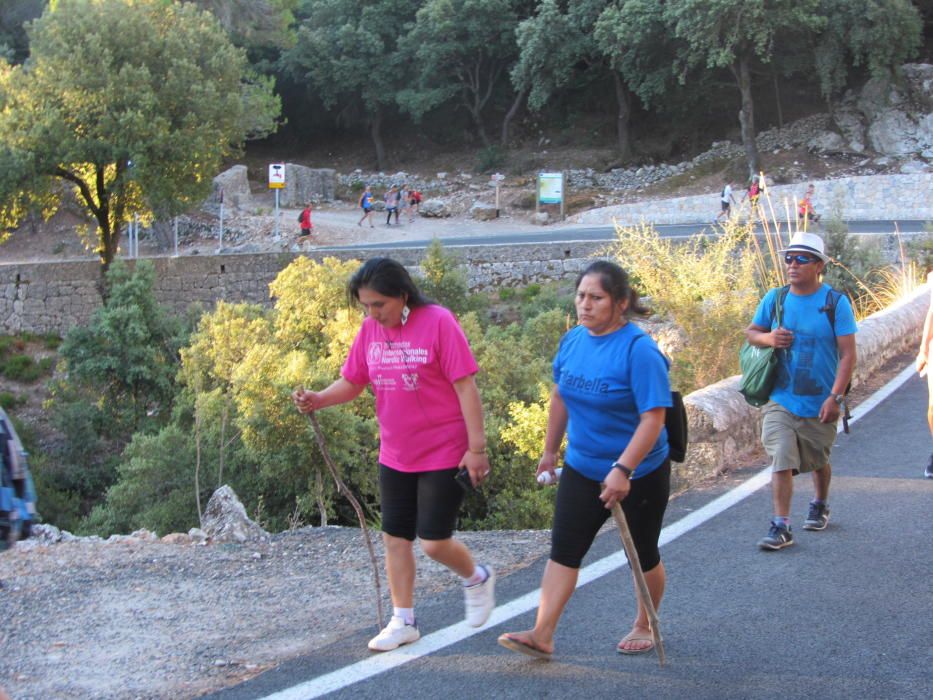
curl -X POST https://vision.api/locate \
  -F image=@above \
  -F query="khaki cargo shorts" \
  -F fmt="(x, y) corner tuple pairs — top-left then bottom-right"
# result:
(761, 401), (837, 474)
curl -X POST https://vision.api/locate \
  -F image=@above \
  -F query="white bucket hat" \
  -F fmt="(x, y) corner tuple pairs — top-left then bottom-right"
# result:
(779, 231), (829, 263)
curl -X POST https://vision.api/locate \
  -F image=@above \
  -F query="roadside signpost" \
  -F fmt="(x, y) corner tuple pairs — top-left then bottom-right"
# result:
(269, 163), (285, 238)
(490, 172), (505, 217)
(537, 171), (565, 221)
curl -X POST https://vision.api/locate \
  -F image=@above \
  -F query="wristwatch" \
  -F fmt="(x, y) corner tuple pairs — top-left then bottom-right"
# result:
(611, 462), (633, 479)
(830, 393), (845, 405)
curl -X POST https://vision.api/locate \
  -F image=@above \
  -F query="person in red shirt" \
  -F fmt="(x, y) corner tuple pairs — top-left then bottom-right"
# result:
(297, 203), (313, 242)
(798, 184), (820, 227)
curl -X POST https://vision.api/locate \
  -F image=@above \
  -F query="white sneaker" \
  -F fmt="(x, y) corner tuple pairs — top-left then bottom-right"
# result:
(367, 616), (420, 652)
(463, 565), (496, 627)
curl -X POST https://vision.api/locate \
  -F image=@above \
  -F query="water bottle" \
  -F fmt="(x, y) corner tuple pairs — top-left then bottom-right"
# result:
(536, 468), (563, 485)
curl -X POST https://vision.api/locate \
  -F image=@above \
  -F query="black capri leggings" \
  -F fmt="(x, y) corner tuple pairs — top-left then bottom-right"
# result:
(379, 464), (464, 541)
(550, 461), (671, 572)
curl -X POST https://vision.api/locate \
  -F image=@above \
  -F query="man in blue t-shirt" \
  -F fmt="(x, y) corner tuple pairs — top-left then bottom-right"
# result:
(745, 232), (857, 551)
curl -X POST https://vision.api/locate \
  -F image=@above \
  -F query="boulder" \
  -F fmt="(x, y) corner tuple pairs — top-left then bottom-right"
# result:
(188, 528), (208, 544)
(280, 164), (337, 207)
(868, 109), (921, 155)
(208, 165), (252, 213)
(161, 533), (192, 545)
(470, 201), (498, 221)
(531, 212), (550, 225)
(832, 105), (866, 153)
(807, 130), (846, 153)
(201, 485), (269, 544)
(419, 199), (452, 218)
(900, 160), (930, 174)
(901, 63), (933, 112)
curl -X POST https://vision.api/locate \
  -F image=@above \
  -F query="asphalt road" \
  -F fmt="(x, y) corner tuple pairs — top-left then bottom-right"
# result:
(212, 368), (933, 700)
(316, 220), (929, 251)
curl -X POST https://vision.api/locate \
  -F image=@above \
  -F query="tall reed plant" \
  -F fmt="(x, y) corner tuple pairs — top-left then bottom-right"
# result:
(607, 222), (759, 393)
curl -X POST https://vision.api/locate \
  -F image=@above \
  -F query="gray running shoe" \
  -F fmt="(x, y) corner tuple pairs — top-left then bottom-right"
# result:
(925, 453), (933, 479)
(758, 522), (794, 550)
(803, 501), (830, 530)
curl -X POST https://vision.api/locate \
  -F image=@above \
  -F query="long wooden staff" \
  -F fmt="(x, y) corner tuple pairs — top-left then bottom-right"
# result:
(306, 412), (384, 631)
(609, 502), (666, 667)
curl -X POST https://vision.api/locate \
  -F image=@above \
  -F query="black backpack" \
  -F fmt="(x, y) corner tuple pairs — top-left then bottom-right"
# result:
(628, 334), (688, 463)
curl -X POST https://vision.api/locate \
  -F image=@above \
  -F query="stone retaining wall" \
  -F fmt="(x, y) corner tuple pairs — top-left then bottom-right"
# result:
(574, 174), (933, 225)
(677, 284), (929, 491)
(0, 233), (925, 335)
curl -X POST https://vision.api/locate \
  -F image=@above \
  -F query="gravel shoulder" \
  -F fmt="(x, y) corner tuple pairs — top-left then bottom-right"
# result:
(0, 526), (552, 699)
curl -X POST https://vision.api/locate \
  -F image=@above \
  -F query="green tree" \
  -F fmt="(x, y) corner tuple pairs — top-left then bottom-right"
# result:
(512, 0), (637, 159)
(0, 0), (280, 288)
(283, 0), (417, 169)
(664, 0), (824, 177)
(398, 0), (528, 147)
(58, 260), (187, 436)
(189, 0), (297, 50)
(593, 0), (683, 112)
(812, 0), (922, 105)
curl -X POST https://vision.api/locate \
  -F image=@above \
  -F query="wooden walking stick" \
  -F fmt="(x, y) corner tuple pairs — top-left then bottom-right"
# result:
(306, 411), (385, 631)
(609, 502), (666, 667)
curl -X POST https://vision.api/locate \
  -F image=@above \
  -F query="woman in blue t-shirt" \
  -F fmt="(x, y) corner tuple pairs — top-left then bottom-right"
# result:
(499, 260), (672, 660)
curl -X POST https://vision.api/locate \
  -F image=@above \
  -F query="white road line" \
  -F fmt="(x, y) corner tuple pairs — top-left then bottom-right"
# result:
(259, 364), (917, 700)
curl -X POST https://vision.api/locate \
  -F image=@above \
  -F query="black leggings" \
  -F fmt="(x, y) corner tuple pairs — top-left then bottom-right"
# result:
(379, 464), (464, 541)
(550, 461), (670, 571)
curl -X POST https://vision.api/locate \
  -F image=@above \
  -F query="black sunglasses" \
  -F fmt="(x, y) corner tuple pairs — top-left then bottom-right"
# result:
(784, 253), (818, 265)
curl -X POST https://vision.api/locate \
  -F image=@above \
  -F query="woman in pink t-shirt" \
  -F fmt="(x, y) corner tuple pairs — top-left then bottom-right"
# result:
(292, 258), (495, 652)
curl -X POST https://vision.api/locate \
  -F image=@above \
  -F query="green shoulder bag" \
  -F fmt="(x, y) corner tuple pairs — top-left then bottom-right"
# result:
(738, 286), (789, 407)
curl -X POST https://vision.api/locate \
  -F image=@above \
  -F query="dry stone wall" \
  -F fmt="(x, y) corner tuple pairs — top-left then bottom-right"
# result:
(0, 233), (924, 335)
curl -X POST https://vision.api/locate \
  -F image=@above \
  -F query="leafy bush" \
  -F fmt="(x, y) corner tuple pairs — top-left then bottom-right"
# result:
(0, 354), (42, 382)
(906, 234), (933, 272)
(56, 260), (188, 436)
(476, 145), (506, 173)
(0, 392), (21, 410)
(416, 239), (489, 316)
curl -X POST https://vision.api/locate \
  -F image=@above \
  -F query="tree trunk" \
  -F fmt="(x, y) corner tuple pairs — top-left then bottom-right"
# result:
(735, 54), (760, 178)
(772, 69), (783, 129)
(500, 87), (526, 147)
(613, 73), (633, 162)
(469, 102), (491, 148)
(370, 107), (387, 171)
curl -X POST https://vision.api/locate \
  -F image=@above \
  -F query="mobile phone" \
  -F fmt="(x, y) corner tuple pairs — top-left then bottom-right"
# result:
(455, 467), (475, 492)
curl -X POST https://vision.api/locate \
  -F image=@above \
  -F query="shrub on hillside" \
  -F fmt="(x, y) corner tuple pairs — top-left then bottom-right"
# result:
(608, 223), (759, 392)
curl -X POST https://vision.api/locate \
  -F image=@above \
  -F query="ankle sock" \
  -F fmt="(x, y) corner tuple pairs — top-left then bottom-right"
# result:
(393, 607), (415, 625)
(463, 565), (488, 587)
(811, 498), (825, 506)
(772, 516), (791, 528)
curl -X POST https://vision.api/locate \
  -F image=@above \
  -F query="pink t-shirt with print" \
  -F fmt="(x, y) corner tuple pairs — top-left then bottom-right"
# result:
(341, 304), (479, 472)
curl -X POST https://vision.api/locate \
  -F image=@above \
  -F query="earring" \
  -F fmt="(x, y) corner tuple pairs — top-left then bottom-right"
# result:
(401, 305), (410, 325)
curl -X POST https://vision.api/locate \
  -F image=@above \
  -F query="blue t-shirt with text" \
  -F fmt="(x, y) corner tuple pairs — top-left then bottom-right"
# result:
(553, 323), (671, 482)
(751, 284), (857, 418)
